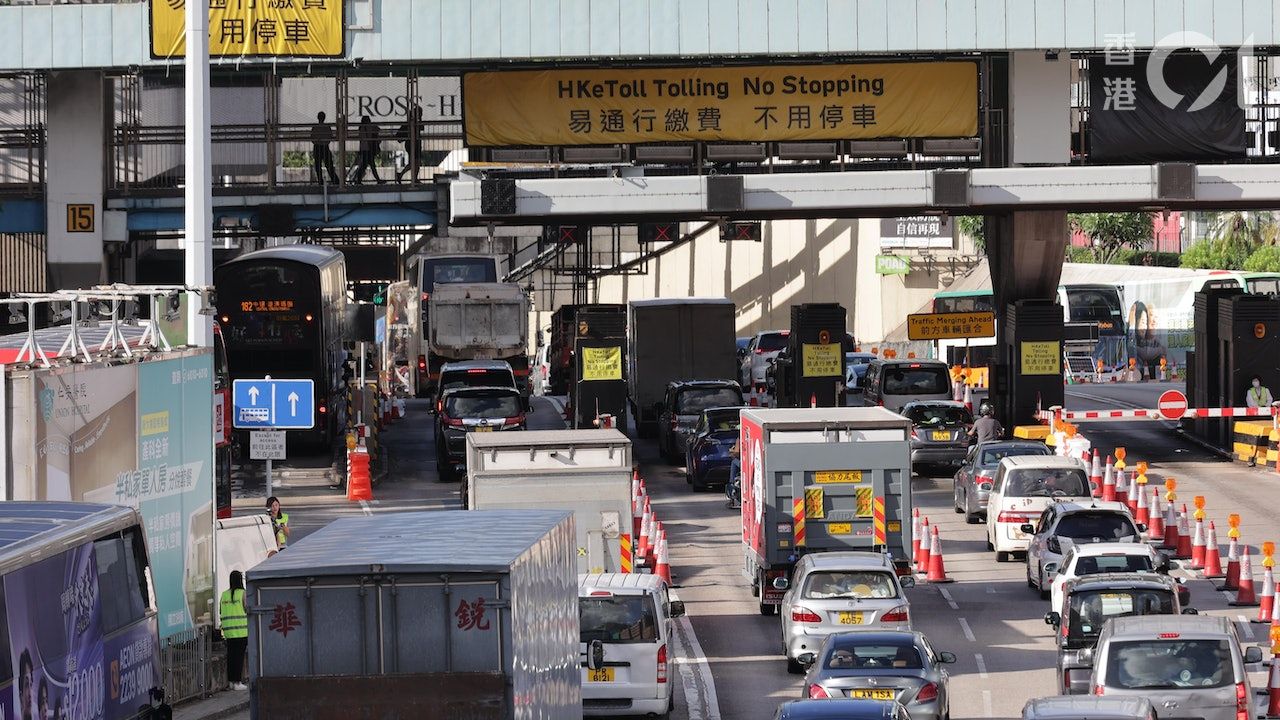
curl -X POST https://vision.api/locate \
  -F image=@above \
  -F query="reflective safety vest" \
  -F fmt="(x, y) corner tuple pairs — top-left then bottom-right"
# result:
(273, 512), (289, 548)
(219, 589), (247, 639)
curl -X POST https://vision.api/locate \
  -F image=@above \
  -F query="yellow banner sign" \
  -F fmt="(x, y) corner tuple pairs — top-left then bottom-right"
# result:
(150, 0), (344, 59)
(463, 62), (978, 147)
(802, 343), (843, 378)
(805, 488), (825, 520)
(1020, 341), (1062, 376)
(855, 487), (874, 518)
(907, 311), (996, 341)
(581, 346), (623, 381)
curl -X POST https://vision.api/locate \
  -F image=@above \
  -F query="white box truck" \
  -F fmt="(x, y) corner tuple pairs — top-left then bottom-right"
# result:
(466, 429), (633, 575)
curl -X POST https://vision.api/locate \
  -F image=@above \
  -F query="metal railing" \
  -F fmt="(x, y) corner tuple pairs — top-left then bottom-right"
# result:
(160, 625), (227, 705)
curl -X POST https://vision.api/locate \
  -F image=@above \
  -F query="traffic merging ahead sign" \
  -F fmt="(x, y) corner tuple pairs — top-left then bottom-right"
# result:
(907, 311), (996, 341)
(232, 378), (316, 430)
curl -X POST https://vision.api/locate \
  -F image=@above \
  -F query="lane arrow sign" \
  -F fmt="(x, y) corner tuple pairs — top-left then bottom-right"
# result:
(248, 386), (260, 405)
(288, 391), (299, 415)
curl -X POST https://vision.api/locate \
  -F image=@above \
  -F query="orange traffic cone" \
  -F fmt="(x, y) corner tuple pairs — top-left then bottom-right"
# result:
(1102, 456), (1116, 502)
(1114, 468), (1129, 502)
(810, 393), (817, 408)
(1135, 489), (1150, 526)
(1090, 450), (1102, 498)
(1221, 534), (1243, 591)
(1125, 474), (1140, 515)
(1176, 505), (1193, 559)
(646, 512), (661, 570)
(911, 509), (922, 568)
(1162, 499), (1179, 550)
(1190, 516), (1207, 570)
(1147, 489), (1164, 542)
(962, 384), (973, 413)
(638, 500), (652, 561)
(1231, 545), (1259, 606)
(1204, 521), (1225, 579)
(1255, 565), (1276, 623)
(346, 448), (373, 501)
(915, 517), (931, 572)
(1265, 648), (1280, 718)
(655, 529), (672, 585)
(926, 527), (954, 583)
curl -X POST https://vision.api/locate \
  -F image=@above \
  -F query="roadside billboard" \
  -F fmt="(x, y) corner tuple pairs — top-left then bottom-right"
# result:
(7, 350), (215, 640)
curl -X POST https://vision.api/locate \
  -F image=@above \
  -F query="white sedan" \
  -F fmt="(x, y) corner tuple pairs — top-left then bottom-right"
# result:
(1045, 542), (1164, 610)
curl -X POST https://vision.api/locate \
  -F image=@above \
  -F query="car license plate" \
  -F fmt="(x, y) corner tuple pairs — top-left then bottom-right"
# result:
(474, 425), (493, 432)
(586, 668), (615, 682)
(828, 523), (852, 535)
(851, 689), (895, 700)
(931, 430), (951, 441)
(838, 611), (863, 625)
(815, 470), (861, 484)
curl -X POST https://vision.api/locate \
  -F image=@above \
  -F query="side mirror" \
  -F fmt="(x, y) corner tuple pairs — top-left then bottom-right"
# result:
(1245, 646), (1265, 664)
(588, 639), (605, 671)
(1020, 524), (1036, 535)
(1044, 611), (1061, 627)
(937, 652), (957, 664)
(1181, 607), (1199, 615)
(1157, 553), (1172, 574)
(899, 575), (916, 589)
(1044, 563), (1059, 576)
(772, 577), (790, 591)
(797, 653), (817, 668)
(669, 600), (686, 618)
(1135, 523), (1147, 534)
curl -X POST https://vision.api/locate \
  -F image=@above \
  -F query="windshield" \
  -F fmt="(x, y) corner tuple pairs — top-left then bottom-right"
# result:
(803, 571), (898, 600)
(1056, 514), (1139, 541)
(757, 333), (789, 352)
(935, 294), (995, 314)
(905, 405), (973, 427)
(1075, 554), (1154, 576)
(444, 391), (521, 419)
(1068, 590), (1176, 641)
(677, 388), (743, 415)
(846, 354), (873, 366)
(825, 643), (923, 671)
(441, 369), (514, 391)
(1065, 287), (1122, 324)
(979, 445), (1052, 468)
(883, 367), (949, 395)
(1104, 639), (1231, 689)
(579, 595), (659, 643)
(1005, 468), (1089, 497)
(702, 410), (741, 433)
(420, 257), (498, 290)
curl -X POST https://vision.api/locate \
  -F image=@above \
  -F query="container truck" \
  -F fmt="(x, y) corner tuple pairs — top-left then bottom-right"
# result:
(629, 298), (738, 437)
(247, 509), (581, 720)
(426, 282), (531, 397)
(740, 407), (913, 615)
(466, 429), (633, 575)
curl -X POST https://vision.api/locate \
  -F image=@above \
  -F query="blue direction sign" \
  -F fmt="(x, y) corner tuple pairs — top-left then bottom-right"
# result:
(232, 378), (316, 430)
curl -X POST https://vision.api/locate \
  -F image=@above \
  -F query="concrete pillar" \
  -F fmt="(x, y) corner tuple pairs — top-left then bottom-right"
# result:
(44, 70), (107, 290)
(986, 210), (1070, 425)
(1009, 51), (1072, 166)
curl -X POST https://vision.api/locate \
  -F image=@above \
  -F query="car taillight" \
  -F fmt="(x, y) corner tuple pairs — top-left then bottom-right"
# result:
(881, 605), (909, 623)
(808, 684), (829, 699)
(418, 355), (427, 370)
(916, 682), (938, 703)
(318, 403), (327, 414)
(997, 511), (1034, 524)
(791, 606), (822, 624)
(503, 415), (526, 429)
(657, 644), (668, 684)
(755, 348), (765, 354)
(1236, 682), (1248, 720)
(442, 415), (463, 427)
(910, 429), (920, 440)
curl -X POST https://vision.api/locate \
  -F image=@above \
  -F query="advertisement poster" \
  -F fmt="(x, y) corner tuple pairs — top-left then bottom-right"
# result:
(24, 351), (215, 639)
(6, 544), (158, 720)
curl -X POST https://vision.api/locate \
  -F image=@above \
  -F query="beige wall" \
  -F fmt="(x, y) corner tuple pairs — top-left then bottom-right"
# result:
(528, 219), (980, 347)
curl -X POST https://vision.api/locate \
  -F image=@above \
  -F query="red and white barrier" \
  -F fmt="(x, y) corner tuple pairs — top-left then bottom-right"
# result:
(1038, 406), (1278, 422)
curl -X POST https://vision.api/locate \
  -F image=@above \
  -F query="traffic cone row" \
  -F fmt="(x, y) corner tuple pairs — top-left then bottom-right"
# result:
(346, 447), (372, 501)
(629, 471), (674, 583)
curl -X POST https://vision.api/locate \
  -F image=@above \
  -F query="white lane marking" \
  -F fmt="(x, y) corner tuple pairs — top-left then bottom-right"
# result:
(982, 690), (994, 718)
(958, 617), (976, 642)
(1237, 615), (1256, 642)
(939, 588), (959, 610)
(359, 500), (372, 516)
(985, 586), (997, 594)
(975, 653), (989, 679)
(671, 614), (721, 720)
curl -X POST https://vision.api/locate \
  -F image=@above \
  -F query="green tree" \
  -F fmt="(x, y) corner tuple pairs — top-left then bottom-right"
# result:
(956, 216), (985, 253)
(1180, 239), (1249, 270)
(1243, 244), (1280, 272)
(1210, 211), (1279, 257)
(1067, 212), (1155, 264)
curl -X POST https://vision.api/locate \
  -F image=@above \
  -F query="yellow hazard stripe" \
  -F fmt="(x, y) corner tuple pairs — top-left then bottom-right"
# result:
(873, 497), (887, 546)
(620, 533), (633, 573)
(793, 498), (806, 547)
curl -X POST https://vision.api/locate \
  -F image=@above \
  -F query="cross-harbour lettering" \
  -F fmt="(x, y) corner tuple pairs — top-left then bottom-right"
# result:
(556, 74), (886, 101)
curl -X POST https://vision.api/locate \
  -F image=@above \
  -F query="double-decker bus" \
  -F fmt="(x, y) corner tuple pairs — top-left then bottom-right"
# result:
(0, 502), (161, 720)
(215, 246), (349, 447)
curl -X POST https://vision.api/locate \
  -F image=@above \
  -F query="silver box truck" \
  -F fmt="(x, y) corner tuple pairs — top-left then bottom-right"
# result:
(467, 429), (633, 575)
(246, 510), (581, 720)
(628, 298), (738, 437)
(739, 407), (914, 614)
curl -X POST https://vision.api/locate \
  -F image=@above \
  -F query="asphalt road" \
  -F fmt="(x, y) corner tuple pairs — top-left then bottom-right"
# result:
(222, 382), (1280, 720)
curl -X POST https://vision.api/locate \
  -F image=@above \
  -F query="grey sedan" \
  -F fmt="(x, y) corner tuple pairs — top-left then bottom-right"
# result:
(952, 440), (1053, 524)
(902, 401), (973, 473)
(798, 631), (954, 720)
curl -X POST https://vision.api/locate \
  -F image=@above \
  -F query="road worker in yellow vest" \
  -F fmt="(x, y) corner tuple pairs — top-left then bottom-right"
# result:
(220, 571), (249, 691)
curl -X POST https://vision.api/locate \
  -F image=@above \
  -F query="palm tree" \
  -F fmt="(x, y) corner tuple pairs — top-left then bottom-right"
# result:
(1210, 211), (1279, 255)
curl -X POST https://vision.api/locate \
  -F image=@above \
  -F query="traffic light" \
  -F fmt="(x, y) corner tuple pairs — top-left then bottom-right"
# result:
(372, 284), (387, 306)
(721, 221), (762, 242)
(544, 225), (587, 245)
(638, 222), (679, 244)
(342, 352), (356, 382)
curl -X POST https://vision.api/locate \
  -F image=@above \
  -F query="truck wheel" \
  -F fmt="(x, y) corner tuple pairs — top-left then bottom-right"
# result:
(759, 601), (777, 616)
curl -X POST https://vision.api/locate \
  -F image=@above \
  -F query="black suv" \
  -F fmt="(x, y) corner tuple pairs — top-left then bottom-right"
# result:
(434, 386), (526, 482)
(658, 380), (744, 464)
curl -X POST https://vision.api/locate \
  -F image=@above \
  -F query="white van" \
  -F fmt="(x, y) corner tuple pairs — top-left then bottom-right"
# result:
(579, 573), (685, 718)
(986, 456), (1093, 562)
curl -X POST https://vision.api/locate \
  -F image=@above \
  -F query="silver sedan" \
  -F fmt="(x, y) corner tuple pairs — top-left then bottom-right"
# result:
(798, 631), (955, 720)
